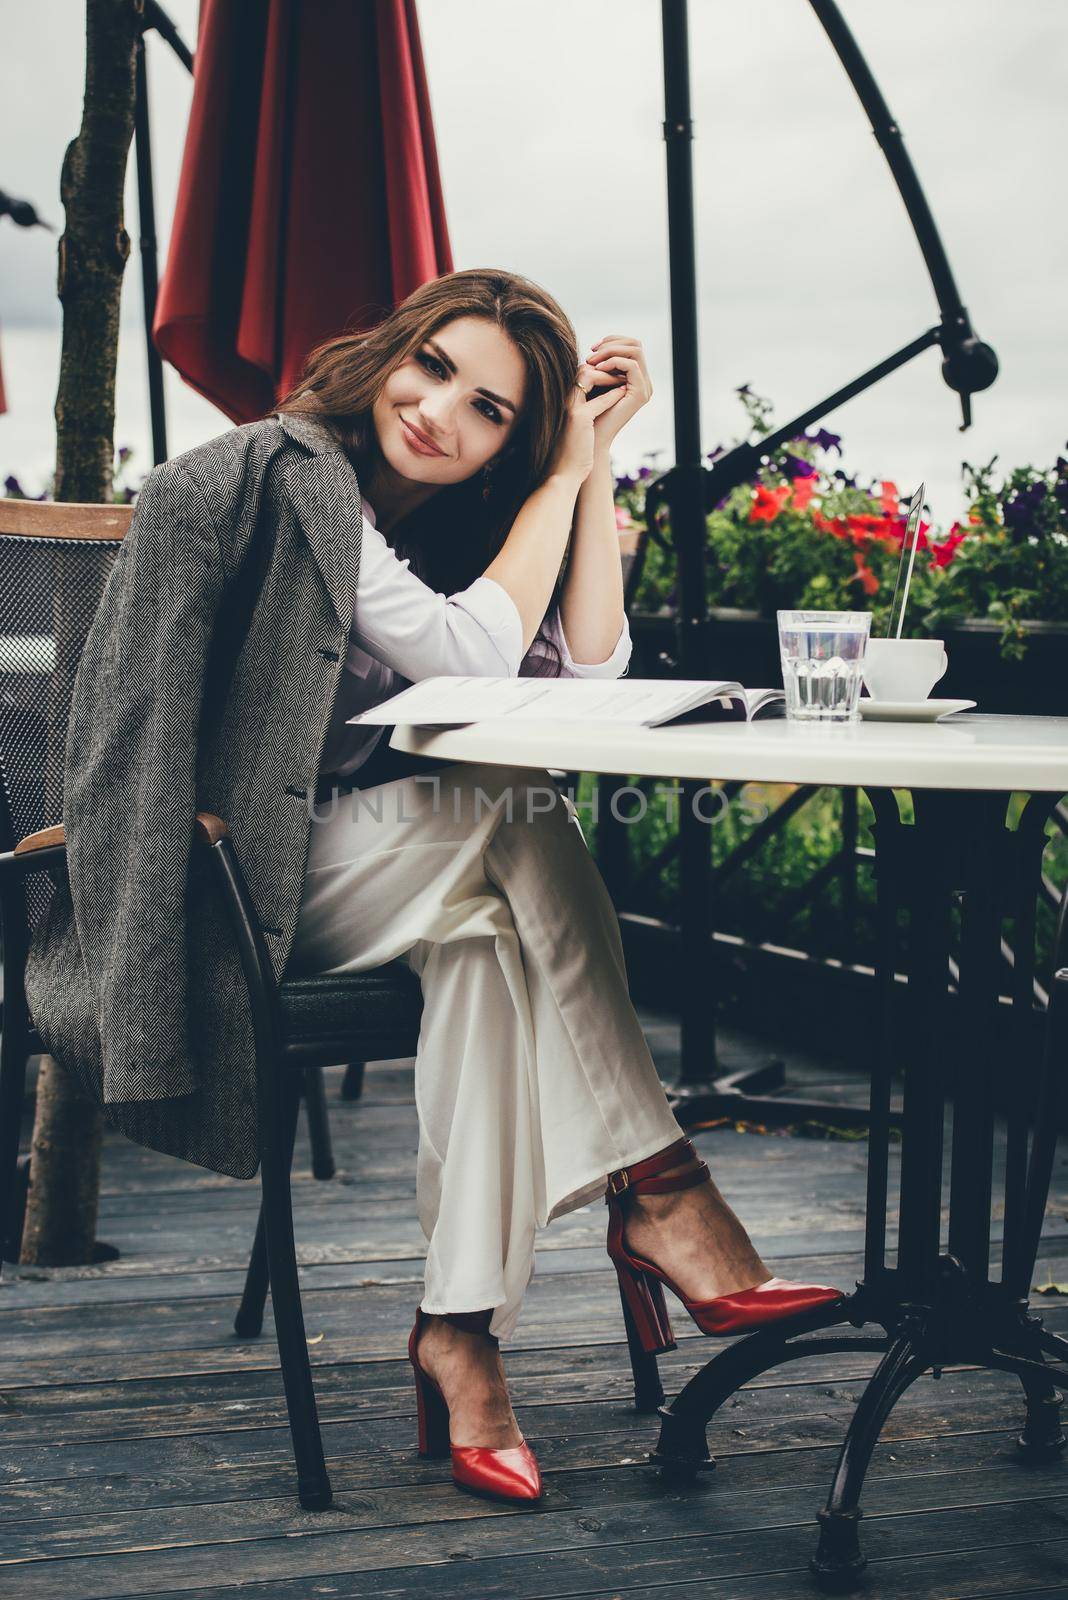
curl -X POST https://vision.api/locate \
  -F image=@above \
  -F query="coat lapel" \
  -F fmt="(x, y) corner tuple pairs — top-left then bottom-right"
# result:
(275, 411), (362, 629)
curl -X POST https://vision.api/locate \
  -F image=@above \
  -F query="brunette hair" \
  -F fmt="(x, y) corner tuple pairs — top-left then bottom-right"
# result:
(277, 267), (585, 675)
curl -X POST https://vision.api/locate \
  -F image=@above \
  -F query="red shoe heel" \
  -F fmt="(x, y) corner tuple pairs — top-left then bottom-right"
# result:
(408, 1308), (543, 1503)
(410, 1335), (451, 1458)
(606, 1136), (846, 1340)
(610, 1224), (677, 1355)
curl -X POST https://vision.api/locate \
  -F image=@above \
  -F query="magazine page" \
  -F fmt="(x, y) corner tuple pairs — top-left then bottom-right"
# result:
(346, 676), (745, 728)
(745, 686), (787, 720)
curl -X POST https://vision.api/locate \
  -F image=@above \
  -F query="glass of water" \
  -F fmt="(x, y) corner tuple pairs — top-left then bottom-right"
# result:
(777, 610), (872, 722)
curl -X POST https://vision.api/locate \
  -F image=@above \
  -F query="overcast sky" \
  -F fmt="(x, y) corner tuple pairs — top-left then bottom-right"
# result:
(1, 0), (1065, 523)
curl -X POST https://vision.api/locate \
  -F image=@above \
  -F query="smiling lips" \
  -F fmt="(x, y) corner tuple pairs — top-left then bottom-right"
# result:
(401, 417), (446, 457)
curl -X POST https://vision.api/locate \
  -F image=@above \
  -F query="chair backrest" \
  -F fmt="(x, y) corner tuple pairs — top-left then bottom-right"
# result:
(0, 498), (132, 935)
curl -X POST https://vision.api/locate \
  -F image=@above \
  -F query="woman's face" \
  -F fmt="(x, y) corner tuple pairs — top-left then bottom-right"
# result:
(372, 316), (527, 487)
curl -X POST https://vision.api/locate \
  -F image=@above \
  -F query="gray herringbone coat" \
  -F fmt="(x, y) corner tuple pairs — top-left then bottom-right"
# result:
(24, 411), (363, 1179)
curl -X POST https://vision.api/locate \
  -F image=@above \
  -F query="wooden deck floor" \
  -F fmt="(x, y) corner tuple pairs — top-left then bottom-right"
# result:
(4, 1011), (1068, 1599)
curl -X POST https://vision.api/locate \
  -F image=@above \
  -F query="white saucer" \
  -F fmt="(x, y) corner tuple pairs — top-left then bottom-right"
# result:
(859, 697), (977, 722)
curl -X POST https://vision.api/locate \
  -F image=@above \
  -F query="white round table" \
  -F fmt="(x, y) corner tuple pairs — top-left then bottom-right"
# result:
(391, 711), (1068, 793)
(390, 710), (1068, 1580)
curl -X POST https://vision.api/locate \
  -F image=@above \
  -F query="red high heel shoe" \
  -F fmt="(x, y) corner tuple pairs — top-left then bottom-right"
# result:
(408, 1306), (543, 1502)
(606, 1136), (845, 1354)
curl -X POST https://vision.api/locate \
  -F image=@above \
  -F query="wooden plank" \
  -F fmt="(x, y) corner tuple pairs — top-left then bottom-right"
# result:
(573, 1543), (1068, 1600)
(5, 1235), (1068, 1387)
(0, 1225), (881, 1305)
(4, 1438), (1068, 1568)
(0, 1365), (1054, 1507)
(0, 500), (131, 539)
(1, 1487), (1066, 1599)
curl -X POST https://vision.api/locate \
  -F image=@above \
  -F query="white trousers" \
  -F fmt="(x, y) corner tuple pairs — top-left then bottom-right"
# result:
(287, 760), (685, 1341)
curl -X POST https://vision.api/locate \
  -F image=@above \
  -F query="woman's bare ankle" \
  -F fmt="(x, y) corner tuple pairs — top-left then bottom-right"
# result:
(416, 1312), (522, 1449)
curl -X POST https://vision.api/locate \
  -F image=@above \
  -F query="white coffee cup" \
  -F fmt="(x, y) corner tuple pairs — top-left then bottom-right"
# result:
(862, 638), (948, 702)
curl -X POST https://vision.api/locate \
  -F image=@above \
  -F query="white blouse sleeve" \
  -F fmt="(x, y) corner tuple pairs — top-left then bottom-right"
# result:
(521, 604), (632, 679)
(349, 519), (525, 679)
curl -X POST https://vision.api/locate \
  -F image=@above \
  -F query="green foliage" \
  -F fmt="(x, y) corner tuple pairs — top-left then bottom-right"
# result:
(616, 390), (1068, 662)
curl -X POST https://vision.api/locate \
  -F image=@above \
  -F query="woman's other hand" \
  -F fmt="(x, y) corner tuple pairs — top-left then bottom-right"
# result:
(583, 336), (653, 454)
(547, 376), (627, 487)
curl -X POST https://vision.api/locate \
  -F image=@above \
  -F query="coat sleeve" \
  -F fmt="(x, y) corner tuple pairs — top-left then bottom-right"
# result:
(62, 459), (229, 1104)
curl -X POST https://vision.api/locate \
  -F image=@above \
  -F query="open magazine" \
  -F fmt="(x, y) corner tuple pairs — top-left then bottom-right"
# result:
(346, 676), (786, 730)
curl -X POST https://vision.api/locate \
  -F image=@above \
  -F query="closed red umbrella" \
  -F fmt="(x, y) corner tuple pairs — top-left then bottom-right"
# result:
(155, 0), (452, 423)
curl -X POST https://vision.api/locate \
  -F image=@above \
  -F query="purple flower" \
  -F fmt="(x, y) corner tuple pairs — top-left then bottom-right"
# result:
(832, 468), (858, 489)
(808, 428), (842, 455)
(1055, 458), (1068, 515)
(1004, 480), (1047, 541)
(706, 443), (727, 463)
(3, 474), (23, 497)
(117, 445), (132, 464)
(638, 466), (653, 481)
(782, 451), (817, 480)
(615, 473), (638, 491)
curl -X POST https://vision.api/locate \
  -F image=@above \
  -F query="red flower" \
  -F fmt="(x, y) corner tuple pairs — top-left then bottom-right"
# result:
(879, 480), (899, 516)
(791, 477), (818, 512)
(852, 551), (879, 596)
(845, 513), (887, 545)
(930, 524), (967, 569)
(750, 483), (792, 523)
(885, 515), (931, 552)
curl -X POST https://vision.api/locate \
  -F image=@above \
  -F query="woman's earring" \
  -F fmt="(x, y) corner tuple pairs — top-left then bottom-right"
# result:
(481, 465), (494, 502)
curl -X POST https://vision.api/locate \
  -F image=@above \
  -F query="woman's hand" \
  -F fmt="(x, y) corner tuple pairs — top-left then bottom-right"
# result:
(547, 377), (627, 487)
(580, 336), (653, 454)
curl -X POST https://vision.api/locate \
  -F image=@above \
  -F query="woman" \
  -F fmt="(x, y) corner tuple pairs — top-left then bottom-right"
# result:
(275, 269), (844, 1503)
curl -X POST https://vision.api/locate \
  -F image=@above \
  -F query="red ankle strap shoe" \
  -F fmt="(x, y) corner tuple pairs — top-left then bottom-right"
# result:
(605, 1137), (845, 1355)
(408, 1307), (543, 1503)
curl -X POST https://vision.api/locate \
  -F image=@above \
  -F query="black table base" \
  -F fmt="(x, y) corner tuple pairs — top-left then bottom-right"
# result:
(642, 785), (1068, 1587)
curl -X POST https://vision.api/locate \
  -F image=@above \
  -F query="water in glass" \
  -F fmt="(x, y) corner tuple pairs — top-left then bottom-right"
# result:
(777, 611), (871, 722)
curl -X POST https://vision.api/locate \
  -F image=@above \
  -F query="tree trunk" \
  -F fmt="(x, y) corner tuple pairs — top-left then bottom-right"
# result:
(20, 0), (140, 1267)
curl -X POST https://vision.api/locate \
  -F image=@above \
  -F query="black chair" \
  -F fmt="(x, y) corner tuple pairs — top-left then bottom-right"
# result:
(0, 498), (427, 1510)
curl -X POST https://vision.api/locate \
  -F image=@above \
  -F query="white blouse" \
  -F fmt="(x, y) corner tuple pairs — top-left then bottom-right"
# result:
(319, 496), (633, 778)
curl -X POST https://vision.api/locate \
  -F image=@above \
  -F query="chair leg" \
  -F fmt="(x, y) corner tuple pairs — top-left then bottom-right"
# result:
(234, 1077), (301, 1337)
(340, 1060), (366, 1101)
(257, 1070), (333, 1509)
(303, 1067), (336, 1180)
(0, 996), (30, 1274)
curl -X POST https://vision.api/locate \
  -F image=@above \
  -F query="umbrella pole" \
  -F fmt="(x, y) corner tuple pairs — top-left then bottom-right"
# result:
(134, 33), (167, 466)
(132, 4), (194, 468)
(659, 0), (721, 1090)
